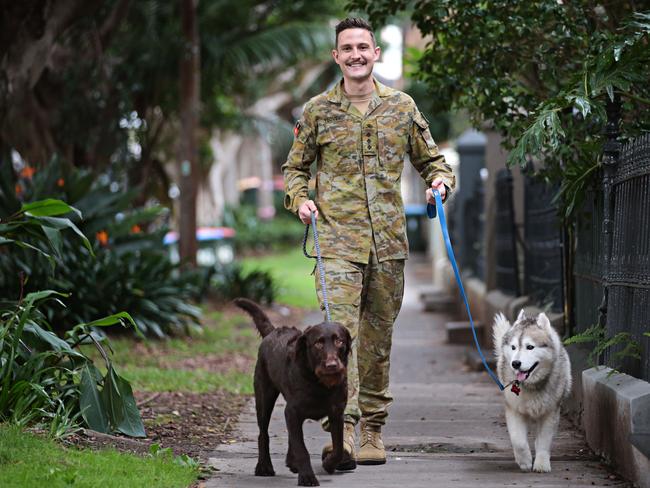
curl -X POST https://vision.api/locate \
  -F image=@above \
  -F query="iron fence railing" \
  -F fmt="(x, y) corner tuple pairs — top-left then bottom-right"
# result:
(494, 169), (519, 295)
(573, 97), (649, 381)
(523, 174), (564, 313)
(573, 189), (605, 333)
(604, 132), (650, 380)
(461, 182), (485, 280)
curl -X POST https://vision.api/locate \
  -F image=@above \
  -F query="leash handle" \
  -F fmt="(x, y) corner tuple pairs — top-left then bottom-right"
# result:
(429, 190), (505, 391)
(303, 211), (331, 322)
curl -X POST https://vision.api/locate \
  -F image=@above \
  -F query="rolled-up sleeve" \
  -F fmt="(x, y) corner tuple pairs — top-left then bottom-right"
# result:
(281, 105), (318, 215)
(409, 110), (456, 199)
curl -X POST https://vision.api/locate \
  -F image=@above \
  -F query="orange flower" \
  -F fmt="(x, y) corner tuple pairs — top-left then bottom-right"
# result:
(20, 166), (36, 179)
(57, 178), (65, 187)
(96, 230), (109, 247)
(15, 183), (23, 196)
(131, 224), (142, 234)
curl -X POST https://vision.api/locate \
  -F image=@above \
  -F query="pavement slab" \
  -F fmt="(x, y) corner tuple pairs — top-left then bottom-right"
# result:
(206, 255), (630, 488)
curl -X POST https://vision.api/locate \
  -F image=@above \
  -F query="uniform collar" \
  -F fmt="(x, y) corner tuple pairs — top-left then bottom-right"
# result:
(326, 78), (393, 105)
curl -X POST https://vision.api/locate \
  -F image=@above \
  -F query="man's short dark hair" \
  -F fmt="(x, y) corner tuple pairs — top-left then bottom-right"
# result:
(335, 17), (375, 48)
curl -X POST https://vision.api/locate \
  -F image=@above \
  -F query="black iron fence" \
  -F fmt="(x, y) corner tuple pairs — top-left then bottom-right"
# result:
(494, 169), (519, 295)
(461, 182), (485, 280)
(573, 99), (650, 381)
(573, 189), (605, 333)
(523, 174), (564, 313)
(603, 132), (650, 380)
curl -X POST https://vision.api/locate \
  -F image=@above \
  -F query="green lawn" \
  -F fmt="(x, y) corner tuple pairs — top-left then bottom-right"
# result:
(82, 310), (258, 394)
(0, 424), (197, 488)
(241, 247), (319, 308)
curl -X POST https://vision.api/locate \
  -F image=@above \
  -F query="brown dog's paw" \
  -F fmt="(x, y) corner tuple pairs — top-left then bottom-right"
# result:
(254, 462), (275, 476)
(321, 453), (339, 474)
(297, 472), (320, 486)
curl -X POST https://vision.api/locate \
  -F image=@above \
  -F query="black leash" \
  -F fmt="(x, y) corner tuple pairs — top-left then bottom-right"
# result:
(302, 211), (331, 322)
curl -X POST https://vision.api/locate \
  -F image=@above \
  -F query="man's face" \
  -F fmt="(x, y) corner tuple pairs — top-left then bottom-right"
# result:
(332, 28), (380, 82)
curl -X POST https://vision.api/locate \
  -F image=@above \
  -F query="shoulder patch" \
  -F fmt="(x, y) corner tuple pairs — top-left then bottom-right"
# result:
(293, 121), (301, 137)
(413, 110), (430, 130)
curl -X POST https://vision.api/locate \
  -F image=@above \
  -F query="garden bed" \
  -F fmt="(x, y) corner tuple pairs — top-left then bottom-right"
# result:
(65, 302), (312, 461)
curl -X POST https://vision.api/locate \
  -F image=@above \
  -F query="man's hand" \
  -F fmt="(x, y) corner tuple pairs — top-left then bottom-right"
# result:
(298, 200), (318, 224)
(426, 178), (446, 205)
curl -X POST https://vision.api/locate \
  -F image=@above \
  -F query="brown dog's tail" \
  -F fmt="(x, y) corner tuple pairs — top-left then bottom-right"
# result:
(233, 298), (275, 337)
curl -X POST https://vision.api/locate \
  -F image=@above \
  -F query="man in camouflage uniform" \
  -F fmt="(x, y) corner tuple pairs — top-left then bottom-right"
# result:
(282, 18), (455, 469)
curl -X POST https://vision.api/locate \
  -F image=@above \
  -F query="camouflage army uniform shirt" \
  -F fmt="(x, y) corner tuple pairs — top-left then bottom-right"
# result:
(282, 79), (456, 264)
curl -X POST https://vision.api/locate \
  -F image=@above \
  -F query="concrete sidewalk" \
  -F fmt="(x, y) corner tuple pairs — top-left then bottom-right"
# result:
(206, 255), (629, 487)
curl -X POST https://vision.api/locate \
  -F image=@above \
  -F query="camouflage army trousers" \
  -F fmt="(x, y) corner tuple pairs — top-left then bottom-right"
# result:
(315, 249), (405, 428)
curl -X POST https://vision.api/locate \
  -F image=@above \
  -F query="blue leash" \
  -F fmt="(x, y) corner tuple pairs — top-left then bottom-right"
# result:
(303, 211), (332, 322)
(428, 190), (505, 391)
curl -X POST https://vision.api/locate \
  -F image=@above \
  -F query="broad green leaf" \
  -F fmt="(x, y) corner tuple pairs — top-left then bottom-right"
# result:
(0, 237), (14, 245)
(21, 199), (82, 219)
(572, 96), (591, 118)
(2, 239), (53, 259)
(41, 225), (63, 257)
(80, 365), (109, 433)
(81, 312), (137, 329)
(23, 290), (68, 305)
(23, 323), (83, 358)
(39, 217), (93, 255)
(102, 365), (145, 437)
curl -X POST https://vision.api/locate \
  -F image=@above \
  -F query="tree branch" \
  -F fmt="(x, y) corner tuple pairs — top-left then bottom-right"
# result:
(99, 0), (131, 48)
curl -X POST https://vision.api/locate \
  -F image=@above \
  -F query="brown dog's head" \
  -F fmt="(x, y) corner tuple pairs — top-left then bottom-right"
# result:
(296, 322), (351, 388)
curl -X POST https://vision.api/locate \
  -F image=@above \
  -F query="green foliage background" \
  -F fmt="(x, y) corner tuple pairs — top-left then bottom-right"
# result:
(349, 0), (650, 217)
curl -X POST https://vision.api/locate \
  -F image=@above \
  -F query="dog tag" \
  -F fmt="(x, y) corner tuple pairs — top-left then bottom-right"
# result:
(510, 381), (521, 396)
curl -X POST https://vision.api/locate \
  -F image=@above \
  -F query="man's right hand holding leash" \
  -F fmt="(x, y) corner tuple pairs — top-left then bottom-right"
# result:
(298, 200), (319, 224)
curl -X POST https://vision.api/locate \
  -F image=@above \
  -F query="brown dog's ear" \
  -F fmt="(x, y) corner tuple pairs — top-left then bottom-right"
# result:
(341, 326), (352, 360)
(292, 326), (312, 364)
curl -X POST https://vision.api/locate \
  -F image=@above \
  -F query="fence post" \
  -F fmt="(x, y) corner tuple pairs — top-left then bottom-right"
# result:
(597, 94), (621, 330)
(455, 129), (486, 277)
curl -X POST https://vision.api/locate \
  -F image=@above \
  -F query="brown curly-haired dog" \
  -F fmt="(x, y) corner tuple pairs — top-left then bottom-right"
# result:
(234, 298), (351, 487)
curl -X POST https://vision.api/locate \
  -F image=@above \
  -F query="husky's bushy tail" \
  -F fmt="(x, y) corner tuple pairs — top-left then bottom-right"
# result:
(233, 298), (275, 337)
(492, 312), (511, 357)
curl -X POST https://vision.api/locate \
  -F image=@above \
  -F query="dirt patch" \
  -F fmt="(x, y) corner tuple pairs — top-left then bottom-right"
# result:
(63, 390), (247, 461)
(139, 390), (248, 459)
(172, 353), (255, 373)
(62, 303), (312, 463)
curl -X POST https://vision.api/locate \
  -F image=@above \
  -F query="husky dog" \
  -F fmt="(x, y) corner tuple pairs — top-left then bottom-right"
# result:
(493, 310), (572, 473)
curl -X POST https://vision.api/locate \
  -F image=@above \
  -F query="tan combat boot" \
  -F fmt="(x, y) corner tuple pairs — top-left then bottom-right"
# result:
(321, 421), (356, 470)
(357, 421), (386, 465)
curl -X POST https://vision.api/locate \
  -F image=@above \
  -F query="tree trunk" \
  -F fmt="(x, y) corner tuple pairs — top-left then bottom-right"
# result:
(178, 0), (200, 267)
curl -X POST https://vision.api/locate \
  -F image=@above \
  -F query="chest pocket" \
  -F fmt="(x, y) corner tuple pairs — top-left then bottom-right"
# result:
(377, 115), (409, 168)
(317, 119), (359, 174)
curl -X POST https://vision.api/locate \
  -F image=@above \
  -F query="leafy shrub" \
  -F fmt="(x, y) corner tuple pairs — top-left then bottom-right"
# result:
(222, 203), (305, 254)
(0, 199), (144, 437)
(0, 158), (201, 338)
(211, 263), (276, 305)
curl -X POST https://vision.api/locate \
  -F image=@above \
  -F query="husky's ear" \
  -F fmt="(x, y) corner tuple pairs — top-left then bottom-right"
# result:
(516, 309), (526, 322)
(536, 312), (551, 329)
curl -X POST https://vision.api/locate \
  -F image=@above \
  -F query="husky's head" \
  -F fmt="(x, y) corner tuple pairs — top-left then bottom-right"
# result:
(494, 310), (561, 387)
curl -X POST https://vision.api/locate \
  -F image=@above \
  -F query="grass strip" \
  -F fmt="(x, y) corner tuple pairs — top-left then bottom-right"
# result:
(0, 424), (198, 488)
(241, 247), (319, 308)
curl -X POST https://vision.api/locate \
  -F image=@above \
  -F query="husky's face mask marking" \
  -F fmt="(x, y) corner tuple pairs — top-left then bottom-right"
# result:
(500, 314), (555, 385)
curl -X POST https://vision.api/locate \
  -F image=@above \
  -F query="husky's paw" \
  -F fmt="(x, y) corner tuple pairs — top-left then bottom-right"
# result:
(514, 448), (532, 471)
(533, 457), (551, 473)
(517, 460), (532, 471)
